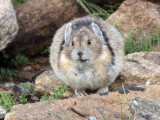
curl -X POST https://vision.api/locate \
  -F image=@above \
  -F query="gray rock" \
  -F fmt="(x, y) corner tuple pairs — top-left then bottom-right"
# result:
(0, 82), (34, 95)
(129, 97), (160, 120)
(0, 0), (19, 51)
(0, 106), (6, 119)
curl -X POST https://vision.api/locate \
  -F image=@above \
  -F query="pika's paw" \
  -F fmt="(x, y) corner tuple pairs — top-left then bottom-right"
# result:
(75, 90), (88, 96)
(97, 86), (109, 94)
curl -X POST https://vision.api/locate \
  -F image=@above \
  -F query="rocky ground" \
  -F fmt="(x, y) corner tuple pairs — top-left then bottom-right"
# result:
(1, 52), (160, 120)
(1, 0), (160, 119)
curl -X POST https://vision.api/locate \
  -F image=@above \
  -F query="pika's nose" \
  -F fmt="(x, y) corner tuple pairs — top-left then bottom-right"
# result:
(77, 51), (83, 57)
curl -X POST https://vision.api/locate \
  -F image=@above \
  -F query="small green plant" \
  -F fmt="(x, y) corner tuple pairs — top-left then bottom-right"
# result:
(0, 92), (17, 113)
(122, 85), (132, 120)
(47, 107), (63, 120)
(12, 0), (28, 7)
(40, 93), (48, 102)
(59, 104), (70, 120)
(47, 103), (70, 120)
(24, 82), (35, 95)
(0, 68), (17, 80)
(118, 95), (124, 120)
(97, 109), (106, 120)
(77, 60), (82, 66)
(77, 0), (110, 20)
(104, 3), (121, 14)
(20, 93), (27, 104)
(40, 84), (68, 101)
(10, 54), (30, 67)
(41, 46), (50, 56)
(124, 28), (141, 55)
(48, 84), (68, 100)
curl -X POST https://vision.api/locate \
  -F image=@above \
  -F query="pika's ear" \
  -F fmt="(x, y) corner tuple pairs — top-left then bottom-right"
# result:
(90, 23), (103, 40)
(65, 23), (72, 42)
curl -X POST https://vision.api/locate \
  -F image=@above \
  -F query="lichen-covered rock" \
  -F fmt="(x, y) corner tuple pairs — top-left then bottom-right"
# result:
(107, 0), (160, 41)
(4, 85), (160, 120)
(0, 0), (18, 51)
(129, 97), (160, 120)
(110, 52), (160, 90)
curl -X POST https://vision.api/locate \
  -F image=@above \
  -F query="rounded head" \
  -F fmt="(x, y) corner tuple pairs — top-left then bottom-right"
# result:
(61, 22), (108, 66)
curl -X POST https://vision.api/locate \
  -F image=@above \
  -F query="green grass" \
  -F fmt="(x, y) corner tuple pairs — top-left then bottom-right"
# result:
(20, 93), (27, 104)
(12, 0), (28, 7)
(47, 107), (63, 120)
(0, 51), (30, 80)
(0, 92), (17, 113)
(118, 95), (124, 120)
(122, 84), (132, 120)
(0, 68), (17, 81)
(0, 92), (28, 113)
(10, 54), (30, 67)
(97, 109), (106, 120)
(40, 84), (68, 101)
(24, 82), (35, 95)
(125, 27), (160, 55)
(77, 0), (110, 20)
(77, 0), (121, 20)
(104, 3), (121, 15)
(40, 46), (50, 56)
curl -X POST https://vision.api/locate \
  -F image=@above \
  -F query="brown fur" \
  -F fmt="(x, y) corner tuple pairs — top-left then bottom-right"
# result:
(50, 16), (124, 96)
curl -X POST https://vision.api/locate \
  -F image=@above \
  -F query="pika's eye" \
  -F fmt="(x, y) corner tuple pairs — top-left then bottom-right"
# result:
(72, 41), (74, 46)
(88, 40), (91, 45)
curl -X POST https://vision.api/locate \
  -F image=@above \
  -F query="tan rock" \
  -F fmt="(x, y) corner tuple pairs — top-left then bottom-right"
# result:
(5, 85), (160, 120)
(107, 0), (160, 40)
(0, 0), (19, 51)
(110, 52), (160, 90)
(34, 70), (74, 98)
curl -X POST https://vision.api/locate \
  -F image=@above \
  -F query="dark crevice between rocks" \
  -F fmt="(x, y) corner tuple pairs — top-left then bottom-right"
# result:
(99, 86), (145, 96)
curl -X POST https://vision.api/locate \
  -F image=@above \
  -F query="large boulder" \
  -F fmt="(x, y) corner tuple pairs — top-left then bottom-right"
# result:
(0, 0), (18, 51)
(107, 0), (160, 41)
(5, 85), (160, 120)
(5, 0), (85, 57)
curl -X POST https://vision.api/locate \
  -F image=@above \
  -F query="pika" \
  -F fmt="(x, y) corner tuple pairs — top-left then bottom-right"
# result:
(50, 16), (124, 96)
